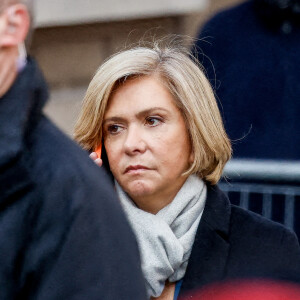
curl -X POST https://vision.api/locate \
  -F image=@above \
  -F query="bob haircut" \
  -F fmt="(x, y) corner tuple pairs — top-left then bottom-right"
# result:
(74, 41), (232, 185)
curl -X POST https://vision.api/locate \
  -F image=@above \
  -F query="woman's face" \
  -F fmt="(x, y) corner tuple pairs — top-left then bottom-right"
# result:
(103, 75), (193, 213)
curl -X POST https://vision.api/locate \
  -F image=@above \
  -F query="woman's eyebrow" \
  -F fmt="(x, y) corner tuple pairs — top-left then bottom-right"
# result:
(103, 116), (126, 124)
(135, 107), (169, 118)
(104, 107), (169, 124)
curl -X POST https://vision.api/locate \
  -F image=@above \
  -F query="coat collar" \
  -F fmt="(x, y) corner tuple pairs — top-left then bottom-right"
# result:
(0, 57), (48, 168)
(180, 184), (231, 295)
(0, 58), (48, 201)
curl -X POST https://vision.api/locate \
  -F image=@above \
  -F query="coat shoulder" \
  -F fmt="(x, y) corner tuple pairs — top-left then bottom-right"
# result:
(27, 116), (113, 195)
(227, 204), (300, 279)
(230, 204), (297, 242)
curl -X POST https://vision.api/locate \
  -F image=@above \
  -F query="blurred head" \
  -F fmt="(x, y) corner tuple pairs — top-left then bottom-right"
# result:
(0, 0), (31, 47)
(181, 279), (300, 300)
(0, 0), (31, 96)
(75, 41), (231, 190)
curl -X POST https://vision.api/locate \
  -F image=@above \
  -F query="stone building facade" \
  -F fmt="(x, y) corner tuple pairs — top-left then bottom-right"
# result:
(30, 0), (244, 135)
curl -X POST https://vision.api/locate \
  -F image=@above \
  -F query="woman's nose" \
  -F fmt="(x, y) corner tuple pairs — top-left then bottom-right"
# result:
(123, 126), (147, 155)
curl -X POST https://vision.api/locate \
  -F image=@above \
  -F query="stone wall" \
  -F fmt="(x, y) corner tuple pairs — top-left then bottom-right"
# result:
(30, 0), (244, 135)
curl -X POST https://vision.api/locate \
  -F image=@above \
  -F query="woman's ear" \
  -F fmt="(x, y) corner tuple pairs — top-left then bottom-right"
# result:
(0, 4), (30, 47)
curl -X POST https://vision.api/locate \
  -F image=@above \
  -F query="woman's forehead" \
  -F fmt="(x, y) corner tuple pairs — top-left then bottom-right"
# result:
(104, 76), (180, 117)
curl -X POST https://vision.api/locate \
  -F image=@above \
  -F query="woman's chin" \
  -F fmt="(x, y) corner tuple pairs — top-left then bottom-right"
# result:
(123, 179), (154, 200)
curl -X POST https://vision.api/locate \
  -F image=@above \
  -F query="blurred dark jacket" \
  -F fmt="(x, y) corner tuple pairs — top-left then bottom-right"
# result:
(193, 0), (300, 159)
(0, 58), (146, 300)
(178, 185), (300, 298)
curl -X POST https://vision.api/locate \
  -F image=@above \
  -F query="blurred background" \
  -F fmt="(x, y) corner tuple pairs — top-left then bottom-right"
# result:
(29, 0), (243, 135)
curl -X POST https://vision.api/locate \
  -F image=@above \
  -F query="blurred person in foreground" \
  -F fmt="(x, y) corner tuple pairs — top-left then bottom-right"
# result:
(74, 40), (300, 300)
(0, 1), (146, 299)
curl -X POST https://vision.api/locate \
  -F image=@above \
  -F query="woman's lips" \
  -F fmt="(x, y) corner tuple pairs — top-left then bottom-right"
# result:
(124, 165), (150, 174)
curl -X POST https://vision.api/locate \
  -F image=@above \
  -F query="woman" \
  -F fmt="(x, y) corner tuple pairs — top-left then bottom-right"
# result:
(74, 41), (300, 299)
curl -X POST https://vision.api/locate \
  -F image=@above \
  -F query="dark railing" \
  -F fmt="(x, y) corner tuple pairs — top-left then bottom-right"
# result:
(220, 159), (300, 237)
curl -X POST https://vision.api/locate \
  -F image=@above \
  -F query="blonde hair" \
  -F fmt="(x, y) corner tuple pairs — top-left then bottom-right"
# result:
(74, 40), (232, 185)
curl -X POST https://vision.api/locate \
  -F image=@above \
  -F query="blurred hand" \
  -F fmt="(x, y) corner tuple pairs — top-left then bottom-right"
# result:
(89, 152), (103, 167)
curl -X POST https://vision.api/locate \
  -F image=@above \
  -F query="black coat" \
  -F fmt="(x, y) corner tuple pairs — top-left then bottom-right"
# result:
(0, 59), (146, 300)
(193, 0), (300, 160)
(179, 184), (300, 297)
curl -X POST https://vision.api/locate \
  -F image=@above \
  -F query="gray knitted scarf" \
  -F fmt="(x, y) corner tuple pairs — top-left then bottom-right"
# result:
(115, 175), (207, 298)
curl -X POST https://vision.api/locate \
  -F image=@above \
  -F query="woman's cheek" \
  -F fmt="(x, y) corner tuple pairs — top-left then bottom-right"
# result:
(106, 148), (121, 174)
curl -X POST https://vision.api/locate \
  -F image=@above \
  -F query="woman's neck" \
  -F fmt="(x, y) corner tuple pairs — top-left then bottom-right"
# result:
(151, 281), (175, 300)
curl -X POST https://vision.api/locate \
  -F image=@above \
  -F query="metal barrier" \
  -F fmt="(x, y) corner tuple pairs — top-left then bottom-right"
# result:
(220, 159), (300, 233)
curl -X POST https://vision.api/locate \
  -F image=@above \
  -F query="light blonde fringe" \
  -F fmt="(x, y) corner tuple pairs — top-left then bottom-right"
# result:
(74, 38), (232, 185)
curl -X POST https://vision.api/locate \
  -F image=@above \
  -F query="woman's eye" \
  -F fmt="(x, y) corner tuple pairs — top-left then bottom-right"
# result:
(107, 124), (122, 134)
(145, 117), (162, 127)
